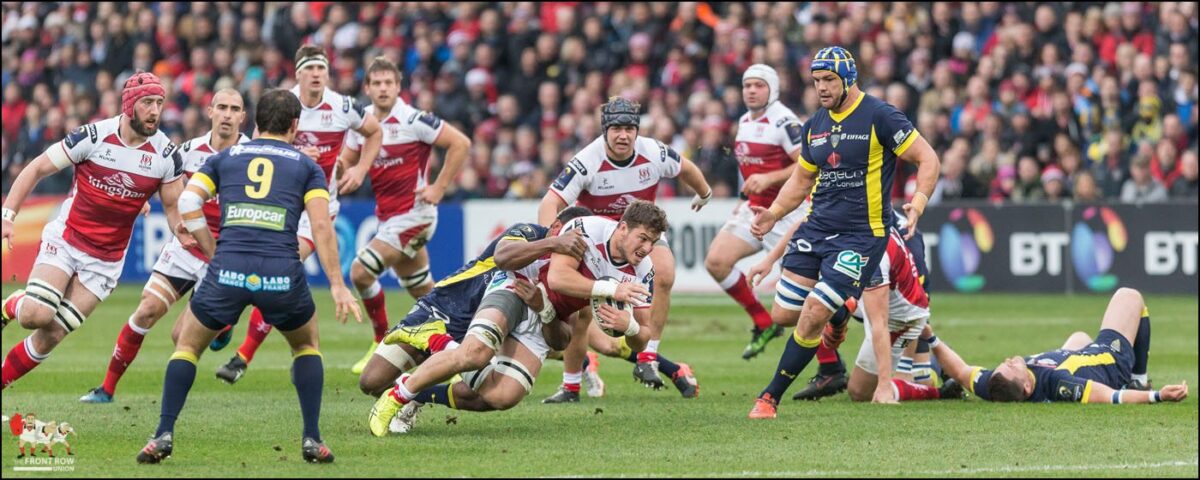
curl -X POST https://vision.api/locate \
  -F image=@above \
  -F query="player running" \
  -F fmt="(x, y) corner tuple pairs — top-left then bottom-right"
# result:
(79, 88), (250, 404)
(340, 56), (469, 374)
(216, 45), (382, 382)
(927, 288), (1187, 404)
(2, 72), (187, 389)
(368, 202), (666, 435)
(746, 46), (941, 419)
(135, 89), (361, 465)
(703, 64), (810, 360)
(539, 97), (711, 402)
(356, 206), (591, 399)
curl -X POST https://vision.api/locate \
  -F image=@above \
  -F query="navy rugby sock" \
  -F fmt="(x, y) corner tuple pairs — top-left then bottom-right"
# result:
(761, 332), (819, 400)
(1133, 310), (1151, 376)
(413, 384), (453, 407)
(292, 353), (324, 441)
(157, 355), (198, 437)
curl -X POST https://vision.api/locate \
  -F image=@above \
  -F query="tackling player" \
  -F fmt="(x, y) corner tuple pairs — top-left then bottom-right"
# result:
(340, 57), (469, 374)
(136, 89), (360, 464)
(79, 88), (250, 404)
(216, 45), (382, 382)
(703, 64), (810, 360)
(539, 97), (711, 402)
(1, 72), (187, 389)
(927, 288), (1188, 404)
(369, 202), (666, 435)
(746, 46), (941, 419)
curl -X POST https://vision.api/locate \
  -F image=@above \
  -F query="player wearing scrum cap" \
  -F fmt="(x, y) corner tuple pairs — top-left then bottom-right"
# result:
(2, 72), (187, 390)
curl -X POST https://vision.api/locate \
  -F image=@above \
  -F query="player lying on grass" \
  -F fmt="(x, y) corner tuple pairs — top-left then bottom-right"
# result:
(368, 201), (666, 436)
(356, 207), (592, 428)
(927, 287), (1188, 404)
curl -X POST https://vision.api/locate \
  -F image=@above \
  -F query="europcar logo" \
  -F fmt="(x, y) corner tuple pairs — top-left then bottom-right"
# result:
(1071, 207), (1127, 291)
(937, 208), (994, 292)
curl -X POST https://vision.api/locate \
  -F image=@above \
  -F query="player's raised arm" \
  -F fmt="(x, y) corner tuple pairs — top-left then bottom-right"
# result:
(422, 122), (470, 206)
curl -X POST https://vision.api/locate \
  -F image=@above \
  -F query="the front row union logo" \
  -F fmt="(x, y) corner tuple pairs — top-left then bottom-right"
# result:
(938, 208), (994, 292)
(1071, 206), (1127, 292)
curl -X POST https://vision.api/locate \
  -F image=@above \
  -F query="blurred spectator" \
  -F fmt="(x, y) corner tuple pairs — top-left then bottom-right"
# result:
(1041, 166), (1068, 202)
(1, 2), (1196, 207)
(1120, 155), (1169, 203)
(1171, 150), (1199, 198)
(1073, 170), (1103, 203)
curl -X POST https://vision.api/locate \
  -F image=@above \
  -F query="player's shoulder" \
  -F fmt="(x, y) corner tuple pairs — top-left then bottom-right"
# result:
(766, 102), (802, 127)
(864, 94), (903, 117)
(403, 102), (443, 130)
(572, 138), (608, 170)
(505, 222), (548, 240)
(636, 135), (679, 163)
(328, 87), (365, 118)
(572, 215), (615, 236)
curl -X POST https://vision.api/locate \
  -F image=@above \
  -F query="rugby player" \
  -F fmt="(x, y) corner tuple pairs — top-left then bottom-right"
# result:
(539, 97), (710, 402)
(747, 46), (941, 419)
(79, 89), (250, 403)
(2, 72), (187, 389)
(136, 89), (360, 464)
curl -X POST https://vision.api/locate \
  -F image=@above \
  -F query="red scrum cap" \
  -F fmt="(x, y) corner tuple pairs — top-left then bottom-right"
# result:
(122, 71), (165, 118)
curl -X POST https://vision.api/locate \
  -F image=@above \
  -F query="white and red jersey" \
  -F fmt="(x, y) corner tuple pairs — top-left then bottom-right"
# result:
(519, 216), (655, 322)
(733, 101), (804, 208)
(345, 100), (444, 220)
(289, 86), (367, 199)
(173, 130), (250, 260)
(46, 116), (183, 262)
(550, 135), (683, 220)
(856, 228), (931, 325)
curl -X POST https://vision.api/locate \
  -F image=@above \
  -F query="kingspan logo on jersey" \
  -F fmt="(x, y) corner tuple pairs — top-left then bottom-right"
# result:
(218, 270), (291, 292)
(88, 171), (147, 199)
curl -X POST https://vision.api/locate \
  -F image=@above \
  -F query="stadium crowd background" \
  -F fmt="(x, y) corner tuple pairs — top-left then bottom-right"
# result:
(2, 2), (1197, 205)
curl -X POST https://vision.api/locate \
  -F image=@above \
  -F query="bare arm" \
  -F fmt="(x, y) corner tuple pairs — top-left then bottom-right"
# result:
(743, 163), (796, 196)
(305, 196), (361, 324)
(924, 326), (973, 387)
(898, 136), (940, 240)
(421, 124), (471, 205)
(1086, 380), (1189, 404)
(537, 192), (568, 227)
(768, 163), (817, 219)
(337, 147), (362, 180)
(493, 229), (586, 270)
(157, 178), (193, 245)
(747, 217), (804, 287)
(547, 252), (649, 304)
(337, 115), (382, 194)
(177, 183), (215, 257)
(677, 157), (712, 198)
(2, 154), (65, 215)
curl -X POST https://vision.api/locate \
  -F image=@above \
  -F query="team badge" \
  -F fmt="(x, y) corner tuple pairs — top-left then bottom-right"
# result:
(833, 250), (866, 280)
(830, 125), (843, 149)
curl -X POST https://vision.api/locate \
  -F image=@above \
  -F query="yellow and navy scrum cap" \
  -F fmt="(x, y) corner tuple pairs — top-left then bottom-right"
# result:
(811, 46), (858, 89)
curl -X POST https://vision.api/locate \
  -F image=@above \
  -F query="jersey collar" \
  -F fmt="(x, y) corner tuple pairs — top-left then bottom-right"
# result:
(829, 91), (865, 124)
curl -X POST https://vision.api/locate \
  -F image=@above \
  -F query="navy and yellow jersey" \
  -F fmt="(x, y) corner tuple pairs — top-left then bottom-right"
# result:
(796, 93), (920, 237)
(193, 138), (328, 258)
(420, 223), (550, 322)
(966, 330), (1135, 403)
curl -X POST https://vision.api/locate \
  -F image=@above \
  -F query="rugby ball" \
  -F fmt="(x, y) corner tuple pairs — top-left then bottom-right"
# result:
(591, 277), (635, 337)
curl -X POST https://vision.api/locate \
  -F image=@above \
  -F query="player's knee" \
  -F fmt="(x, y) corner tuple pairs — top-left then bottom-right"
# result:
(132, 300), (167, 329)
(847, 382), (871, 402)
(486, 391), (523, 411)
(458, 342), (494, 371)
(349, 263), (374, 289)
(358, 371), (390, 397)
(1114, 287), (1144, 308)
(703, 252), (732, 278)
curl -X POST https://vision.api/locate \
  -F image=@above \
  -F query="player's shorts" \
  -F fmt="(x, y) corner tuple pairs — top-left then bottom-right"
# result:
(1077, 328), (1135, 388)
(780, 223), (889, 303)
(35, 220), (123, 301)
(190, 254), (315, 332)
(374, 298), (473, 368)
(722, 201), (806, 250)
(902, 229), (930, 292)
(18, 430), (38, 443)
(297, 197), (341, 248)
(855, 316), (928, 375)
(480, 270), (550, 361)
(373, 204), (438, 258)
(151, 240), (210, 295)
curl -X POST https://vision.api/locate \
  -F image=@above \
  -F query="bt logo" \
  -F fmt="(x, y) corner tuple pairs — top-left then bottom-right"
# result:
(1071, 207), (1127, 291)
(937, 208), (994, 292)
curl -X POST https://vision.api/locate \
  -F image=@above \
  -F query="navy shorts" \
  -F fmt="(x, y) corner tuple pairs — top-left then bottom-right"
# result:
(780, 224), (889, 304)
(1079, 329), (1135, 388)
(901, 227), (931, 292)
(191, 254), (315, 332)
(387, 298), (472, 342)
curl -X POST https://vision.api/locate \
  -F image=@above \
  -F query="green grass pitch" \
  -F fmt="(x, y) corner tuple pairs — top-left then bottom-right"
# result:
(2, 284), (1196, 477)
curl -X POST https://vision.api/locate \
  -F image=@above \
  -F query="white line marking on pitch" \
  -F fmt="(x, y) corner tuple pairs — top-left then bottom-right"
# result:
(557, 459), (1199, 478)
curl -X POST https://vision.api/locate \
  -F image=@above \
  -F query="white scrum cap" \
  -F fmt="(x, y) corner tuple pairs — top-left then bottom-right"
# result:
(742, 64), (780, 105)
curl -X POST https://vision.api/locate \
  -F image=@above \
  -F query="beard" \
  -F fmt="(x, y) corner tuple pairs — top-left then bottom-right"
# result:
(130, 111), (158, 137)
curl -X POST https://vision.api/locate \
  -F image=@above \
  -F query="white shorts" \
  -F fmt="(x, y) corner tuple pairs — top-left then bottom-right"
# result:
(854, 316), (927, 376)
(35, 220), (124, 301)
(19, 431), (38, 443)
(297, 197), (341, 246)
(151, 240), (210, 289)
(481, 271), (550, 361)
(721, 201), (807, 251)
(373, 204), (438, 258)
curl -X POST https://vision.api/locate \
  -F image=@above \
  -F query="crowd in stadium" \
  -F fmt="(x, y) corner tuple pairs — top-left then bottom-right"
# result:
(2, 2), (1197, 203)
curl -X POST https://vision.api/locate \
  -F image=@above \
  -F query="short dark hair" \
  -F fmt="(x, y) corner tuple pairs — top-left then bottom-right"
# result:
(556, 206), (593, 224)
(619, 200), (668, 236)
(366, 56), (401, 83)
(256, 88), (301, 135)
(294, 45), (327, 65)
(986, 371), (1027, 402)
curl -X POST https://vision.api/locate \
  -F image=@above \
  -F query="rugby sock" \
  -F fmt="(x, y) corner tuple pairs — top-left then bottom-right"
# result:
(412, 384), (454, 407)
(236, 308), (272, 364)
(761, 331), (820, 400)
(359, 282), (389, 343)
(720, 272), (773, 330)
(624, 350), (681, 377)
(2, 337), (47, 389)
(2, 292), (22, 321)
(891, 378), (940, 401)
(1132, 307), (1151, 376)
(428, 333), (455, 354)
(156, 352), (199, 437)
(816, 307), (850, 376)
(389, 378), (415, 404)
(291, 351), (324, 441)
(102, 319), (150, 395)
(816, 349), (846, 376)
(637, 339), (661, 363)
(562, 371), (582, 393)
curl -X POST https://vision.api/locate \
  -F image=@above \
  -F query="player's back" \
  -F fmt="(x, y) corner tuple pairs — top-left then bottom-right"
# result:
(197, 138), (328, 259)
(421, 222), (551, 323)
